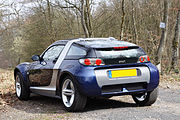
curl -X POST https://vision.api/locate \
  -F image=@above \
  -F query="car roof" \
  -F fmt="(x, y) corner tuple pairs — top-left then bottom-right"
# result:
(52, 38), (138, 48)
(51, 39), (73, 45)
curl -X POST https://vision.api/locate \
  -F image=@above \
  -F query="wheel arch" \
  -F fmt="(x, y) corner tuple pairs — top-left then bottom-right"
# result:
(14, 67), (27, 81)
(14, 63), (30, 87)
(14, 68), (21, 79)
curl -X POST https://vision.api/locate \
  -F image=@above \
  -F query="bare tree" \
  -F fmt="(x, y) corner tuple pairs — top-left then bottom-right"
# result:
(155, 0), (169, 73)
(120, 0), (125, 40)
(1, 0), (180, 69)
(59, 0), (93, 38)
(170, 10), (180, 73)
(131, 0), (138, 44)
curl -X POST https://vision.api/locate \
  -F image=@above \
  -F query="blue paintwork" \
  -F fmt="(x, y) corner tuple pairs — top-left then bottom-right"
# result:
(60, 60), (101, 96)
(14, 62), (30, 84)
(59, 60), (159, 97)
(146, 63), (159, 91)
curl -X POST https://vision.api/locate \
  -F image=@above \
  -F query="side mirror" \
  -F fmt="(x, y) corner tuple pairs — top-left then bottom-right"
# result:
(31, 55), (40, 61)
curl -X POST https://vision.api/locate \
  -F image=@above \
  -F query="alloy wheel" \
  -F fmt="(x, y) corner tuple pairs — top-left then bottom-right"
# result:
(62, 79), (75, 107)
(15, 75), (21, 97)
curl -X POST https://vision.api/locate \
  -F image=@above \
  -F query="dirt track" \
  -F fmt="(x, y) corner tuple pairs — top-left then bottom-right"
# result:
(0, 81), (180, 120)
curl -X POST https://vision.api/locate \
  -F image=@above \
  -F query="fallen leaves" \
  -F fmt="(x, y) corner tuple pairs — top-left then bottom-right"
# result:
(0, 69), (16, 106)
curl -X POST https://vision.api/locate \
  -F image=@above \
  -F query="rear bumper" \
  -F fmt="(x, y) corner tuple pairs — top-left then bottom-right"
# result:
(94, 66), (150, 87)
(75, 63), (159, 97)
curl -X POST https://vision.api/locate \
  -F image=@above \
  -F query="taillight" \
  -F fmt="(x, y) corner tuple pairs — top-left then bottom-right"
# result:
(114, 46), (128, 49)
(79, 58), (105, 66)
(84, 59), (91, 65)
(95, 59), (102, 65)
(138, 55), (150, 63)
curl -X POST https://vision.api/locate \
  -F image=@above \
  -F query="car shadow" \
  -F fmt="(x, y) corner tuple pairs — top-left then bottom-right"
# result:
(4, 93), (137, 114)
(84, 97), (137, 112)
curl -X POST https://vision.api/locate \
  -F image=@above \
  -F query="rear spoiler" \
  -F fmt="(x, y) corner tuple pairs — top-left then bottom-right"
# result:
(95, 46), (139, 51)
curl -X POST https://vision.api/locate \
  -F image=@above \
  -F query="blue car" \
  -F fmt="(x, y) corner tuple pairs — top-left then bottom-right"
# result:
(14, 37), (159, 111)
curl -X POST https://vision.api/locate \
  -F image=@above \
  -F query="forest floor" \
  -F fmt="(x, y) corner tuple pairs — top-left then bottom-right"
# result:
(0, 69), (180, 120)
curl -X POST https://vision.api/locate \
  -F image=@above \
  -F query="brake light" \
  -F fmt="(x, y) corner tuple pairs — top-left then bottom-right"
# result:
(79, 58), (105, 66)
(114, 46), (128, 49)
(138, 55), (150, 63)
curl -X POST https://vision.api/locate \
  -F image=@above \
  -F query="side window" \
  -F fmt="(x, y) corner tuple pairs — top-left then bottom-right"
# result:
(67, 45), (87, 56)
(42, 45), (64, 61)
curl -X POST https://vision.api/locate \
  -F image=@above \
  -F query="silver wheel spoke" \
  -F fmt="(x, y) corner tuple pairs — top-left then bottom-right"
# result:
(62, 89), (74, 96)
(70, 94), (75, 105)
(70, 82), (74, 89)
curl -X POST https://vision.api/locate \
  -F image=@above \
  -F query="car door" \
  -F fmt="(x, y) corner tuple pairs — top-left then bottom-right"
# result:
(29, 45), (64, 86)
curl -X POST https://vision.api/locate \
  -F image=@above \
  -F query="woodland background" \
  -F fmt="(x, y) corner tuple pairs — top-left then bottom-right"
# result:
(0, 0), (180, 74)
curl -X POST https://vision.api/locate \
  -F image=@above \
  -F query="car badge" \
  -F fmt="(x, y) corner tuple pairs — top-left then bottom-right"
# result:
(119, 60), (125, 63)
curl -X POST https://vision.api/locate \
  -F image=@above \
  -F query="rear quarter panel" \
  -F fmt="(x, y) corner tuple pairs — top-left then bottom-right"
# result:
(59, 60), (101, 96)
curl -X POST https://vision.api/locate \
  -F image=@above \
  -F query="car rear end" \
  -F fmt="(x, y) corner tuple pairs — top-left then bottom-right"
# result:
(60, 38), (159, 111)
(77, 43), (159, 96)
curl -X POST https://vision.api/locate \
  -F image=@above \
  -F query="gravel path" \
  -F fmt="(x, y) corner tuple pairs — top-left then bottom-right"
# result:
(0, 84), (180, 120)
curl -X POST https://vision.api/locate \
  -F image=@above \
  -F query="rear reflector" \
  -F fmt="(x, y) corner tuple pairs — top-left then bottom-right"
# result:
(138, 55), (150, 63)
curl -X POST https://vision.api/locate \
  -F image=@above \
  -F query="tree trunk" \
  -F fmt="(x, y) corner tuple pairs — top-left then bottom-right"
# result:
(155, 0), (169, 73)
(120, 0), (125, 40)
(171, 10), (180, 73)
(80, 0), (89, 38)
(62, 0), (92, 38)
(86, 0), (93, 37)
(131, 0), (138, 44)
(46, 0), (55, 43)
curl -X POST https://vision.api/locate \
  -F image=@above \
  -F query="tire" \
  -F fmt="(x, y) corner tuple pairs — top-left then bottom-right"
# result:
(15, 72), (30, 100)
(132, 87), (158, 106)
(61, 76), (87, 112)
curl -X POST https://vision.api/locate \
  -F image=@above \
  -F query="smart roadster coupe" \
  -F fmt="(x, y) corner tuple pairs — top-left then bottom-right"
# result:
(14, 37), (159, 111)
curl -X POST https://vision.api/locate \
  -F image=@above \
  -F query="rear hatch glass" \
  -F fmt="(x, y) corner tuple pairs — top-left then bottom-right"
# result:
(95, 47), (146, 65)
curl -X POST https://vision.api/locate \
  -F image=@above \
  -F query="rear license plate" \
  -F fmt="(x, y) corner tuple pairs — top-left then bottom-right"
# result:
(108, 69), (137, 78)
